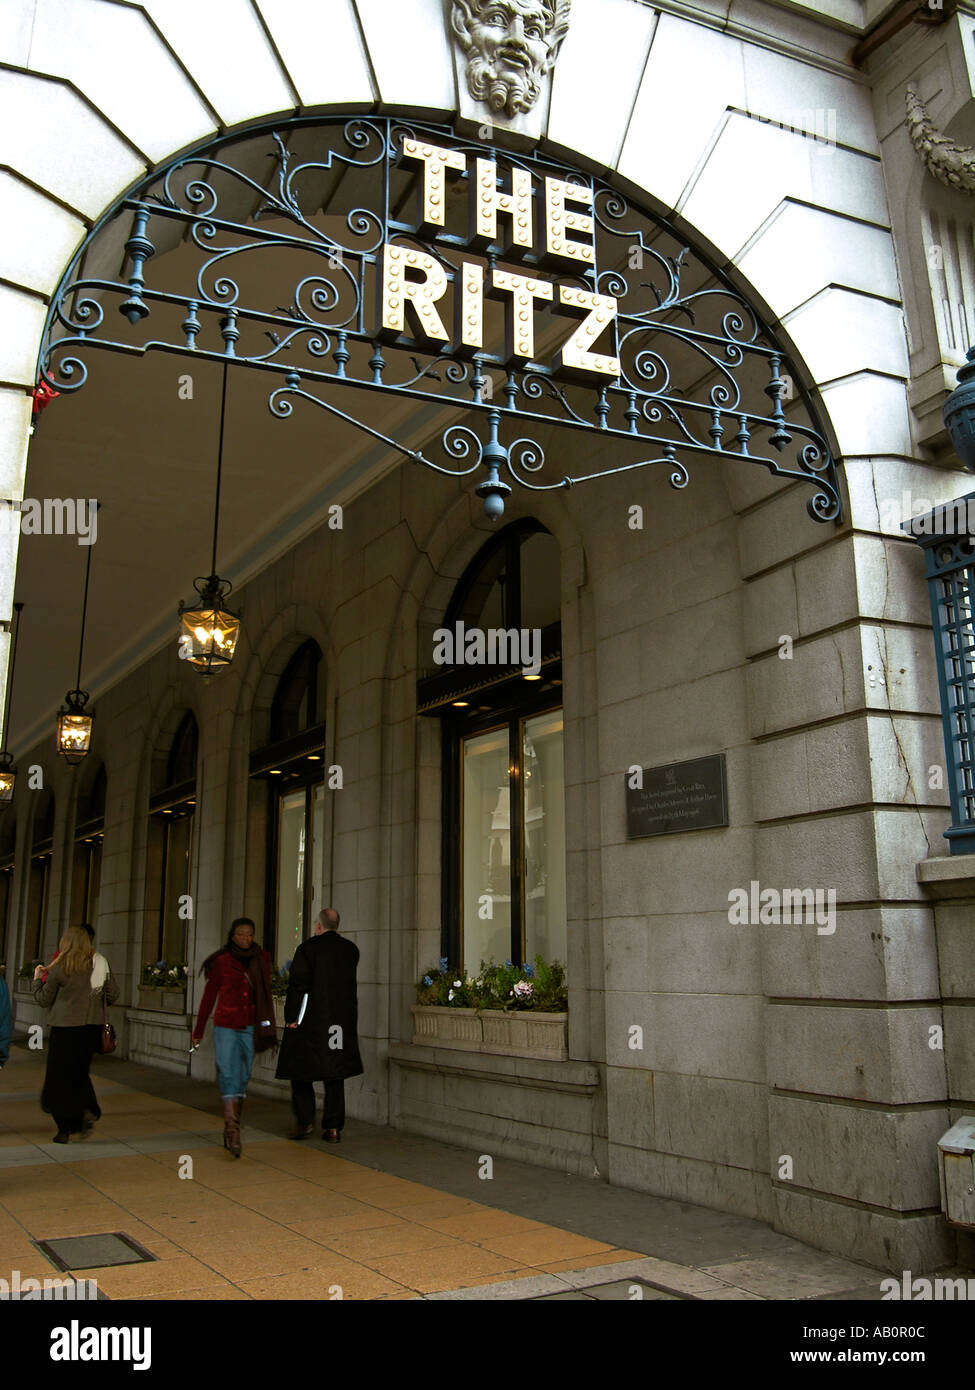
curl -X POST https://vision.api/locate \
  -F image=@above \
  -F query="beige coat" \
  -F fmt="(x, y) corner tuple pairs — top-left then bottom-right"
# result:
(32, 958), (119, 1026)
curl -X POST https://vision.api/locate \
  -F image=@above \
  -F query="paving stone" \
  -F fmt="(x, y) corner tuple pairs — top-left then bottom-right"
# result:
(0, 1046), (902, 1301)
(584, 1279), (681, 1301)
(699, 1250), (883, 1300)
(533, 1289), (596, 1299)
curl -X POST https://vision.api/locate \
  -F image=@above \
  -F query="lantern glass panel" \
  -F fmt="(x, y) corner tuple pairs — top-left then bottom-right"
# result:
(57, 712), (93, 761)
(179, 606), (240, 673)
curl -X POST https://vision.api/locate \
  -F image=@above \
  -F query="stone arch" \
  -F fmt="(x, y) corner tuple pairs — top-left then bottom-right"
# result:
(3, 2), (938, 1267)
(234, 604), (334, 750)
(223, 602), (335, 921)
(0, 8), (884, 727)
(123, 686), (203, 977)
(378, 477), (591, 1035)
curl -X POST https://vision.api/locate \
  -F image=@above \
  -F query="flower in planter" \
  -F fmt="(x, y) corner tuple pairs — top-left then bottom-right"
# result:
(423, 975), (432, 986)
(513, 980), (533, 1000)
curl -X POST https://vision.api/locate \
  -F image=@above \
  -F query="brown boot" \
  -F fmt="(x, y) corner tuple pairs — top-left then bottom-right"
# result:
(223, 1098), (241, 1158)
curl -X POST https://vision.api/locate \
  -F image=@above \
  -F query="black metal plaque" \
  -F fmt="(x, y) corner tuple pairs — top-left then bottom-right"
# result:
(625, 754), (728, 839)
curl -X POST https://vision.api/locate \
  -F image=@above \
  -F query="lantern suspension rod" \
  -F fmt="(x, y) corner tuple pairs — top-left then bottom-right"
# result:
(73, 509), (98, 692)
(210, 360), (229, 577)
(1, 601), (23, 751)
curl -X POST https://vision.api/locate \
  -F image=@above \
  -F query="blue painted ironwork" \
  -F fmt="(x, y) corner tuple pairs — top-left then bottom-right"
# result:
(904, 493), (975, 854)
(38, 116), (842, 523)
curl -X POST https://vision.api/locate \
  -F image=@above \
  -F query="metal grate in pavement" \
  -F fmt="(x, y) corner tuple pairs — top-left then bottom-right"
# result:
(33, 1232), (156, 1272)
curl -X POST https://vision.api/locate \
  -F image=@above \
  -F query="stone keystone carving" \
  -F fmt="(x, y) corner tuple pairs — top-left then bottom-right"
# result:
(906, 84), (975, 193)
(451, 0), (571, 119)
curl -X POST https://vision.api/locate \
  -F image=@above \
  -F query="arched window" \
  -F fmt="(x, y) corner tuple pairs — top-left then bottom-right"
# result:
(418, 522), (566, 973)
(251, 641), (326, 961)
(270, 641), (321, 742)
(71, 763), (106, 929)
(166, 712), (199, 790)
(144, 713), (198, 975)
(26, 792), (54, 966)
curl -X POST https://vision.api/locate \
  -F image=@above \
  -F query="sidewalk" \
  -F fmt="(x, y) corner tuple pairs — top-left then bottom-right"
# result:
(0, 1042), (900, 1301)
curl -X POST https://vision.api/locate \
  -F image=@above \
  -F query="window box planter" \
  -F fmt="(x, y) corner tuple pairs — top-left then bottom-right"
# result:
(138, 986), (186, 1014)
(411, 1005), (568, 1061)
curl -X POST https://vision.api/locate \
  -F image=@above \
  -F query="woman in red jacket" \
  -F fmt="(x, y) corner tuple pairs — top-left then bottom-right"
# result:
(192, 917), (276, 1157)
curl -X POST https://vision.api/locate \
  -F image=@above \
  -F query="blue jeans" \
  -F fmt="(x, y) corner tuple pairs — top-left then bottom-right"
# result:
(213, 1026), (254, 1099)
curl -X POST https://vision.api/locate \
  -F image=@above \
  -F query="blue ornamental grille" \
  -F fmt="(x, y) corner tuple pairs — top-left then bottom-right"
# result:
(906, 512), (975, 854)
(938, 559), (975, 826)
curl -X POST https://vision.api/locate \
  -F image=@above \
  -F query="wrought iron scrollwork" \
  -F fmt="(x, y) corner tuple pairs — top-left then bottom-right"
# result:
(38, 115), (842, 524)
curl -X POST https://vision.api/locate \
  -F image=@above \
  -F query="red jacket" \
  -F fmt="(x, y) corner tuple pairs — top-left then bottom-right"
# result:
(194, 950), (271, 1034)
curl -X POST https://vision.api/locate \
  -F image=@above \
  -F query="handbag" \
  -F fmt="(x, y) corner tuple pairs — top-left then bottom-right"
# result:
(96, 981), (116, 1056)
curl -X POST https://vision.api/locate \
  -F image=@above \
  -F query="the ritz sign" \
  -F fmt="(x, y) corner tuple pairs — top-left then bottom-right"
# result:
(378, 137), (619, 381)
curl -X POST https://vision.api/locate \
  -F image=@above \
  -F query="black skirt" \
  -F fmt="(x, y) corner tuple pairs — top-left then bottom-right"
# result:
(41, 1025), (102, 1132)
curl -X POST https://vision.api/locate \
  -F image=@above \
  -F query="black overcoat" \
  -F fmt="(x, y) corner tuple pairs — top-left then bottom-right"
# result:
(274, 931), (363, 1082)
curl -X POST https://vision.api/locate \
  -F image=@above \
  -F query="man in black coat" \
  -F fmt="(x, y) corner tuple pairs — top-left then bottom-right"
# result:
(275, 907), (362, 1142)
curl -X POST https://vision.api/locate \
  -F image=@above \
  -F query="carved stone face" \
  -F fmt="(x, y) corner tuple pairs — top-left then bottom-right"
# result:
(451, 0), (569, 119)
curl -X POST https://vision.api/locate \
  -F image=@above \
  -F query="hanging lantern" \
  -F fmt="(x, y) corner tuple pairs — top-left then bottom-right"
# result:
(56, 689), (94, 766)
(57, 511), (98, 766)
(178, 576), (240, 677)
(177, 360), (241, 676)
(0, 751), (15, 802)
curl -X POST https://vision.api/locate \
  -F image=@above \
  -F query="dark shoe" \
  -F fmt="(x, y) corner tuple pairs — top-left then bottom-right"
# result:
(52, 1132), (69, 1144)
(289, 1124), (314, 1141)
(223, 1098), (241, 1159)
(323, 1128), (341, 1143)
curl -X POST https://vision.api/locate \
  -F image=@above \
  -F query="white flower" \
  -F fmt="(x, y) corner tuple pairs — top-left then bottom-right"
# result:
(453, 979), (462, 988)
(448, 989), (455, 1001)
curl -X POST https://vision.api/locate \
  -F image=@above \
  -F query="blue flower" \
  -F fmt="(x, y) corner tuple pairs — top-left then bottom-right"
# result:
(423, 975), (432, 986)
(156, 959), (166, 968)
(284, 959), (293, 972)
(504, 960), (512, 968)
(438, 956), (449, 972)
(524, 963), (535, 978)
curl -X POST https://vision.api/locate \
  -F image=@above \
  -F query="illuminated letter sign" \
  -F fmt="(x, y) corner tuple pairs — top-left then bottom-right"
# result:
(379, 243), (450, 343)
(375, 136), (614, 379)
(401, 138), (467, 230)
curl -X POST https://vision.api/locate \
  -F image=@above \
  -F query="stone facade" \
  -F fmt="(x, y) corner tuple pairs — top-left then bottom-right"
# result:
(0, 0), (973, 1275)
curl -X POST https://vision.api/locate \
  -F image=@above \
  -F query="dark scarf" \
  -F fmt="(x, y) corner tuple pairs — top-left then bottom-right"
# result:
(202, 941), (277, 1054)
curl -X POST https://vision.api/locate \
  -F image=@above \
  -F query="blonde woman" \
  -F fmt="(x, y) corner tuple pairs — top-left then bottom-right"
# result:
(32, 925), (119, 1143)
